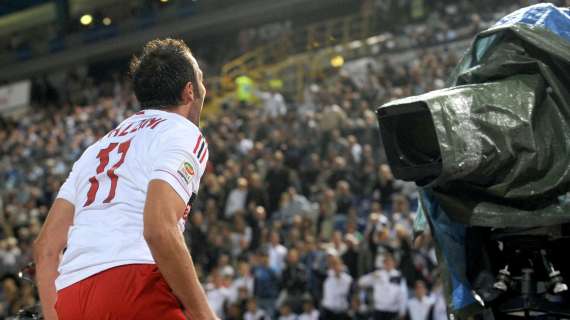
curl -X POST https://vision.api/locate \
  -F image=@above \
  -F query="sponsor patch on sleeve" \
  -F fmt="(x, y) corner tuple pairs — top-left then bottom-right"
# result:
(177, 161), (195, 185)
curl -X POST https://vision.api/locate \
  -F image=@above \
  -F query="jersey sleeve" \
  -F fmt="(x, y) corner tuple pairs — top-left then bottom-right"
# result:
(56, 162), (79, 205)
(149, 128), (208, 204)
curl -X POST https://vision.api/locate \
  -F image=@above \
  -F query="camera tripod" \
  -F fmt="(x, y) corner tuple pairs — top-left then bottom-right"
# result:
(475, 227), (570, 320)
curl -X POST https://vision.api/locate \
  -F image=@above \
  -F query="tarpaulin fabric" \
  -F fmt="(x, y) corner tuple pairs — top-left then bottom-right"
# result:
(385, 17), (570, 227)
(493, 3), (570, 42)
(380, 3), (570, 318)
(416, 191), (476, 311)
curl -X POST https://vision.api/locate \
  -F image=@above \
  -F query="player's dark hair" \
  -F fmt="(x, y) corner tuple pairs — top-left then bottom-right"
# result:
(129, 38), (197, 109)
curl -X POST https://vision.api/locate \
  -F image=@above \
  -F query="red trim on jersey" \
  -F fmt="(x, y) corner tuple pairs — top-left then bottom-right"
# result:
(199, 147), (208, 164)
(193, 135), (203, 154)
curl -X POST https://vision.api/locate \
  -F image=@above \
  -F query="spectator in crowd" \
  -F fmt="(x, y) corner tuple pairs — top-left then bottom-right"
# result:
(391, 195), (413, 231)
(225, 177), (249, 218)
(317, 188), (337, 240)
(406, 280), (434, 320)
(248, 206), (268, 252)
(335, 181), (354, 217)
(429, 279), (448, 320)
(373, 164), (401, 211)
(0, 238), (21, 276)
(320, 255), (352, 320)
(365, 212), (393, 272)
(276, 187), (315, 223)
(229, 260), (255, 304)
(342, 233), (360, 279)
(327, 157), (352, 190)
(278, 248), (308, 313)
(299, 153), (322, 197)
(226, 302), (245, 320)
(206, 269), (233, 318)
(319, 104), (347, 156)
(358, 254), (408, 320)
(325, 231), (347, 257)
(230, 213), (252, 258)
(260, 87), (288, 119)
(278, 303), (297, 320)
(253, 251), (280, 316)
(299, 296), (319, 320)
(247, 173), (270, 210)
(265, 151), (292, 215)
(188, 211), (208, 266)
(244, 298), (269, 320)
(268, 231), (288, 275)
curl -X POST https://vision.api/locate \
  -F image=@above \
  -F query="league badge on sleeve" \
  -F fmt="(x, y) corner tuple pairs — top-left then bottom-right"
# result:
(177, 161), (195, 185)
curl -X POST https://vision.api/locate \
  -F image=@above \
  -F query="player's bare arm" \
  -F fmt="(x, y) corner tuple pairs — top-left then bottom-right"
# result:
(144, 179), (218, 320)
(33, 198), (74, 320)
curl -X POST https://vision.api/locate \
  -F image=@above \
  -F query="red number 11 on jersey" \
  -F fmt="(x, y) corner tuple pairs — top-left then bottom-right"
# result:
(83, 140), (132, 207)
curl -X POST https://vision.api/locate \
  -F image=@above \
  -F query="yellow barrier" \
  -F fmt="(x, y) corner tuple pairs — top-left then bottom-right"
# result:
(203, 12), (377, 117)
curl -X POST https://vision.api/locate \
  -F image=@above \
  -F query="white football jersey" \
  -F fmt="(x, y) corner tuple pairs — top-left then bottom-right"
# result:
(54, 109), (208, 290)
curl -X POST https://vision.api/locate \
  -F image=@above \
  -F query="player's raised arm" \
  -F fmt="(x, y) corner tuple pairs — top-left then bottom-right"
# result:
(33, 198), (74, 320)
(143, 179), (216, 320)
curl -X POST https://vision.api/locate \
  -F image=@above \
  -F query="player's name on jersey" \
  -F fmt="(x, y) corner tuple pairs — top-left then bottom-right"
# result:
(105, 117), (166, 138)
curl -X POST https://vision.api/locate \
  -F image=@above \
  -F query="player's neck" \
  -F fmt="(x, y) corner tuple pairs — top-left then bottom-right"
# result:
(187, 108), (200, 127)
(166, 105), (200, 127)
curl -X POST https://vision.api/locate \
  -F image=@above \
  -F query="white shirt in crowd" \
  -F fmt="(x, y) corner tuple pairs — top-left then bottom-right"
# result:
(408, 296), (434, 320)
(269, 243), (288, 274)
(260, 91), (287, 118)
(239, 137), (254, 155)
(299, 309), (320, 320)
(225, 188), (248, 218)
(431, 289), (449, 320)
(206, 284), (232, 318)
(230, 227), (253, 257)
(278, 314), (298, 320)
(350, 143), (362, 163)
(321, 269), (353, 312)
(244, 309), (267, 320)
(358, 269), (408, 316)
(55, 109), (208, 290)
(1, 246), (20, 268)
(229, 275), (255, 303)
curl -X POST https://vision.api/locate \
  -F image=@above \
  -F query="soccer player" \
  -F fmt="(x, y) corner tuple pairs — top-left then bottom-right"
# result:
(33, 39), (218, 320)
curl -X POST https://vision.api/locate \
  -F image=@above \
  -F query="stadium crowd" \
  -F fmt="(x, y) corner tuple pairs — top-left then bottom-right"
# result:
(3, 0), (566, 319)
